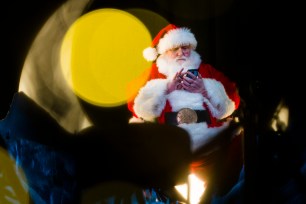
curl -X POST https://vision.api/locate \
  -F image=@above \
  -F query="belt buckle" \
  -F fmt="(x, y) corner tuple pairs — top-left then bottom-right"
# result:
(177, 108), (198, 124)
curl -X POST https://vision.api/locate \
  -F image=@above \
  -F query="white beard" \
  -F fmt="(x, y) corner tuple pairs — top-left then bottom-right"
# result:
(156, 50), (202, 79)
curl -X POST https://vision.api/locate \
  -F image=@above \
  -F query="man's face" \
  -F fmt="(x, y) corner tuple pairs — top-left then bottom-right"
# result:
(165, 45), (192, 65)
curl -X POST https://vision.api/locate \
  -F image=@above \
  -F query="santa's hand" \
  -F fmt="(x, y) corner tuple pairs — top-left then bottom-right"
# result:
(182, 73), (208, 96)
(166, 68), (184, 93)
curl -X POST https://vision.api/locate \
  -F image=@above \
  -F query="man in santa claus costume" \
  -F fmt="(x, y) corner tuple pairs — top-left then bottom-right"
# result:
(128, 24), (244, 203)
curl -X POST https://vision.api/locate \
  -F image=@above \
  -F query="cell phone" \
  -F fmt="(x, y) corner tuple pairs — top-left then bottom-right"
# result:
(186, 69), (199, 78)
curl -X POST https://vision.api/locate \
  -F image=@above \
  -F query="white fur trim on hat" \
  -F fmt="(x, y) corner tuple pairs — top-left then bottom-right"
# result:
(157, 28), (197, 54)
(143, 47), (158, 61)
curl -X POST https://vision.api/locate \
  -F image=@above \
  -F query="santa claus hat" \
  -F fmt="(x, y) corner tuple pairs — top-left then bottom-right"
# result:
(143, 24), (198, 61)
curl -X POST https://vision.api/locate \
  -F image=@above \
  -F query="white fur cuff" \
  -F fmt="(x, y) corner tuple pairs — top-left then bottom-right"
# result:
(133, 79), (168, 121)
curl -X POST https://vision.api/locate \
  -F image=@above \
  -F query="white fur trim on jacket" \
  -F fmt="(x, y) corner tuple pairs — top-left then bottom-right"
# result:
(133, 79), (168, 121)
(179, 121), (230, 152)
(167, 91), (205, 111)
(202, 78), (235, 119)
(129, 116), (145, 123)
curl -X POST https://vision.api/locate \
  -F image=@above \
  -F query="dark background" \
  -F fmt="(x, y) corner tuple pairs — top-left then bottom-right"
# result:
(0, 0), (304, 203)
(0, 0), (302, 118)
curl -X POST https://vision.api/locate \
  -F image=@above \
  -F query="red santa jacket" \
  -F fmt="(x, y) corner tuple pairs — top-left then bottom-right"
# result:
(128, 63), (240, 123)
(128, 62), (240, 151)
(128, 62), (243, 195)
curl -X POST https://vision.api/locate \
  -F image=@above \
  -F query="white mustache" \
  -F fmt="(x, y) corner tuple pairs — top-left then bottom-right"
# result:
(176, 57), (187, 61)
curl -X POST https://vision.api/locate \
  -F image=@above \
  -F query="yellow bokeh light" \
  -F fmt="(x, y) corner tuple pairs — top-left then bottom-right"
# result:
(60, 8), (152, 107)
(0, 147), (29, 204)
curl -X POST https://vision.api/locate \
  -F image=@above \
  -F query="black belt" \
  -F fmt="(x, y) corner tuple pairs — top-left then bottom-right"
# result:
(165, 109), (211, 126)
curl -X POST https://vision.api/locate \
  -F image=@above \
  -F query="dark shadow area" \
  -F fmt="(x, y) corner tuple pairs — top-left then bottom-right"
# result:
(0, 0), (303, 203)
